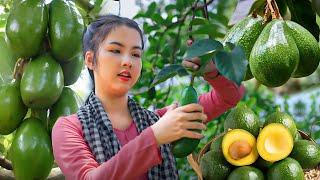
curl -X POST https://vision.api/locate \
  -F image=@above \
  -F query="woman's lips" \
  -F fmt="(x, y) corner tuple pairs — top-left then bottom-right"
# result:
(118, 75), (131, 81)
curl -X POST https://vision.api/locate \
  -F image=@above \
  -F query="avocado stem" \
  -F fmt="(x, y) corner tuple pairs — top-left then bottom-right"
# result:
(13, 58), (29, 81)
(228, 140), (252, 160)
(266, 0), (277, 19)
(271, 0), (283, 19)
(190, 74), (195, 87)
(263, 4), (271, 24)
(251, 11), (257, 18)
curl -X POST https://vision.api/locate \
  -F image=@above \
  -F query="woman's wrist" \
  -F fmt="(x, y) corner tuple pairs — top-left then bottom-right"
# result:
(204, 70), (220, 80)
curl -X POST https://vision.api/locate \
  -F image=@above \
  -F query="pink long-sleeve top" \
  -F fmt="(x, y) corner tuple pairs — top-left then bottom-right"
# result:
(52, 72), (245, 180)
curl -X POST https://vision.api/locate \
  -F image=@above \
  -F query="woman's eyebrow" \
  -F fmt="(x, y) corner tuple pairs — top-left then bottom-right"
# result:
(109, 41), (142, 50)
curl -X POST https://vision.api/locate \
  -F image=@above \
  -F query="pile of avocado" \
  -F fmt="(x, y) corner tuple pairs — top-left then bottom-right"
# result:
(223, 14), (320, 87)
(200, 104), (320, 180)
(0, 0), (84, 179)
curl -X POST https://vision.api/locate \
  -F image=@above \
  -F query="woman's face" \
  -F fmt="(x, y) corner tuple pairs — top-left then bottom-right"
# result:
(88, 25), (143, 97)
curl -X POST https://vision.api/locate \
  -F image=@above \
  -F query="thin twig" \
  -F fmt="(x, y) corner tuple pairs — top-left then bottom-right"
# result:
(195, 0), (214, 10)
(202, 0), (209, 20)
(163, 79), (173, 103)
(190, 75), (195, 87)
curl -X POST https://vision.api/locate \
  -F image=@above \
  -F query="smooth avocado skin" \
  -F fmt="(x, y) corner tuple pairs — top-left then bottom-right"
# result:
(289, 140), (320, 169)
(9, 118), (54, 180)
(227, 166), (264, 180)
(223, 15), (264, 80)
(171, 86), (201, 158)
(210, 134), (223, 152)
(49, 0), (84, 63)
(49, 87), (82, 133)
(20, 55), (64, 109)
(286, 21), (320, 78)
(250, 19), (299, 87)
(267, 157), (304, 180)
(200, 150), (232, 180)
(5, 0), (48, 58)
(61, 53), (84, 86)
(0, 80), (27, 135)
(224, 104), (260, 137)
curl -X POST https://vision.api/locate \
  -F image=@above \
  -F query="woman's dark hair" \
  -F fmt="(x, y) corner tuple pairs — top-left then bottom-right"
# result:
(82, 15), (144, 82)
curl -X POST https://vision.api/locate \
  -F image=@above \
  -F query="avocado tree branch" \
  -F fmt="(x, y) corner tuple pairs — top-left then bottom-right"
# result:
(0, 156), (12, 170)
(164, 0), (214, 30)
(0, 168), (14, 180)
(195, 0), (214, 10)
(202, 0), (209, 20)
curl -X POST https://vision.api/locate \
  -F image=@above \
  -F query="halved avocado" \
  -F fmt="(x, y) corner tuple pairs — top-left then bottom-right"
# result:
(257, 123), (293, 162)
(222, 129), (259, 166)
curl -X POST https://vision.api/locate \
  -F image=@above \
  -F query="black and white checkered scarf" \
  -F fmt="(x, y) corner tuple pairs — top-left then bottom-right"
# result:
(77, 92), (178, 179)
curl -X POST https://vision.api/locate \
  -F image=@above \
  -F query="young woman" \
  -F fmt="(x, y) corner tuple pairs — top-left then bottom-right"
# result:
(52, 15), (245, 180)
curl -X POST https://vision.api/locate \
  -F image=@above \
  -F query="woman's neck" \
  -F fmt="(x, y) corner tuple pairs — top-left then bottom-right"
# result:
(95, 91), (129, 114)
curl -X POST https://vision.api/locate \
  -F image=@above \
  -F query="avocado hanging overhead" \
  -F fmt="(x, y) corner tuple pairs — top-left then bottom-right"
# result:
(49, 0), (84, 63)
(223, 15), (265, 81)
(5, 0), (48, 59)
(249, 19), (299, 87)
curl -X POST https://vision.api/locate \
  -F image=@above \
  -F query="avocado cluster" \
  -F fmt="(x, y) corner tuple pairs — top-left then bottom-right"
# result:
(224, 15), (320, 87)
(200, 104), (320, 179)
(0, 0), (85, 179)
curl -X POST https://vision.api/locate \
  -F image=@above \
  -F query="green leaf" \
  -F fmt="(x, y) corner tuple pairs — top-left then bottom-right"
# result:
(146, 2), (157, 17)
(286, 0), (319, 40)
(176, 0), (185, 11)
(143, 23), (160, 33)
(150, 64), (188, 88)
(216, 0), (238, 21)
(151, 13), (164, 24)
(165, 4), (176, 12)
(190, 23), (226, 38)
(184, 39), (223, 60)
(214, 43), (248, 86)
(177, 67), (189, 76)
(89, 0), (103, 16)
(147, 86), (156, 100)
(190, 17), (210, 26)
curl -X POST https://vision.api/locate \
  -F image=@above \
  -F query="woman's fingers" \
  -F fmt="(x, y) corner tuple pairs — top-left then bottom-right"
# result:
(182, 57), (201, 70)
(183, 129), (204, 139)
(182, 121), (207, 130)
(179, 112), (207, 122)
(182, 60), (198, 70)
(176, 103), (203, 113)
